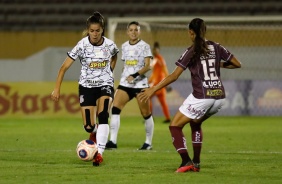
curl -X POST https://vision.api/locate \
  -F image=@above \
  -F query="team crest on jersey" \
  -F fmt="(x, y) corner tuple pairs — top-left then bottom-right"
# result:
(89, 61), (107, 68)
(125, 60), (138, 66)
(101, 48), (109, 57)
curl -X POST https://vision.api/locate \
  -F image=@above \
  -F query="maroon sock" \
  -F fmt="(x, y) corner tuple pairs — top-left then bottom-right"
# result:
(169, 126), (191, 164)
(190, 123), (203, 164)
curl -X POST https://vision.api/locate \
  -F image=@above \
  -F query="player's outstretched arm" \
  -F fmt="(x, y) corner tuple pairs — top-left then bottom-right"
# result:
(51, 56), (74, 102)
(139, 66), (183, 102)
(220, 56), (242, 69)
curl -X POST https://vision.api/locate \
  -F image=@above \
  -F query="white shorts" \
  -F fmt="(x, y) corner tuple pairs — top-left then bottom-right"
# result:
(179, 94), (225, 119)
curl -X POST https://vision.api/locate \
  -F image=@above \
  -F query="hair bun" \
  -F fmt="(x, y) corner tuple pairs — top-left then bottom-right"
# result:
(93, 11), (101, 16)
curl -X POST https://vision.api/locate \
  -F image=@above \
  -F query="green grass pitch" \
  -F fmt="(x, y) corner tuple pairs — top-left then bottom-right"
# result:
(0, 116), (281, 184)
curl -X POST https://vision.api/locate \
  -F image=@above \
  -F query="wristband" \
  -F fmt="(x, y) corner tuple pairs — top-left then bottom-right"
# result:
(223, 61), (231, 67)
(130, 72), (140, 78)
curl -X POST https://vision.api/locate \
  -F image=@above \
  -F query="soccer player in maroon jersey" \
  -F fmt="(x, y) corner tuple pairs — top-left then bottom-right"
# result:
(139, 18), (241, 172)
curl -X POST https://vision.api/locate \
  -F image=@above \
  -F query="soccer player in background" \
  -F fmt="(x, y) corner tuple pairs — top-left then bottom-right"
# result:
(106, 21), (155, 150)
(149, 42), (171, 123)
(51, 11), (119, 166)
(139, 18), (241, 172)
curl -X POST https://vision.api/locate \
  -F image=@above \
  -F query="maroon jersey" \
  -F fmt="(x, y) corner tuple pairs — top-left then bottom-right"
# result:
(176, 41), (233, 99)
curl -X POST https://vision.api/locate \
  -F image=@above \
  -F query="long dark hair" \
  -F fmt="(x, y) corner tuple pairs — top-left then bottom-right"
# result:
(188, 18), (209, 62)
(82, 11), (105, 37)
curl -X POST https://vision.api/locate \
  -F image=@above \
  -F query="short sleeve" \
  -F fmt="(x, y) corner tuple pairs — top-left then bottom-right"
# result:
(67, 41), (82, 60)
(143, 43), (153, 59)
(175, 48), (193, 70)
(218, 44), (233, 61)
(110, 42), (119, 56)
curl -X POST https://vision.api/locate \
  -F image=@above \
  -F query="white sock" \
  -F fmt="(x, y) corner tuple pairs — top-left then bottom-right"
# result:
(96, 124), (109, 155)
(109, 114), (120, 144)
(93, 123), (98, 133)
(144, 115), (154, 145)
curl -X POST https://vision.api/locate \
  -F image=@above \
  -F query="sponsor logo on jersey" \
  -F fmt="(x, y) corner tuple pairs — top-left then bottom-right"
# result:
(86, 80), (103, 84)
(203, 80), (222, 88)
(89, 61), (107, 68)
(125, 60), (138, 66)
(206, 89), (223, 96)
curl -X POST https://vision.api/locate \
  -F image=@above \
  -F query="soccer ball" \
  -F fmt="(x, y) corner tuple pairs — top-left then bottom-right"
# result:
(76, 140), (98, 161)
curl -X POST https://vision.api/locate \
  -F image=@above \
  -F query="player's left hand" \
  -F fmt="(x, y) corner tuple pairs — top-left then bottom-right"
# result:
(138, 87), (155, 102)
(126, 75), (135, 84)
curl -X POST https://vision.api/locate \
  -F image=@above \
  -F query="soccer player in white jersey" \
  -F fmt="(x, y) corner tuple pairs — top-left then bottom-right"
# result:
(51, 12), (119, 166)
(106, 21), (155, 150)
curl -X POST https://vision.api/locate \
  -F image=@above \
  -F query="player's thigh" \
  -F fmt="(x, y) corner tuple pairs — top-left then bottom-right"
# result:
(112, 89), (130, 110)
(96, 86), (114, 113)
(171, 110), (192, 127)
(80, 106), (96, 125)
(136, 95), (151, 116)
(192, 99), (225, 124)
(97, 96), (113, 114)
(206, 99), (225, 116)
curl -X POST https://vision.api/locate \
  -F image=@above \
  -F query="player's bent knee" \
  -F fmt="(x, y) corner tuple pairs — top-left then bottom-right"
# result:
(143, 114), (152, 120)
(112, 106), (121, 115)
(84, 125), (94, 133)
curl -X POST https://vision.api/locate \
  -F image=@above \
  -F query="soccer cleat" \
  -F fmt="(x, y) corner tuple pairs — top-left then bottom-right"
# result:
(93, 153), (103, 166)
(175, 161), (194, 173)
(138, 143), (152, 150)
(192, 163), (200, 172)
(163, 119), (171, 123)
(89, 132), (96, 143)
(105, 141), (117, 149)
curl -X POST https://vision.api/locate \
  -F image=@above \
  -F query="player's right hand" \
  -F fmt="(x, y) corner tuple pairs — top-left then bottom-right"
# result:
(51, 90), (60, 102)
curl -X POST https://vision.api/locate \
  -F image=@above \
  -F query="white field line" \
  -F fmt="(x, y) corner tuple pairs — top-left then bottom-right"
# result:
(207, 150), (282, 154)
(0, 149), (282, 154)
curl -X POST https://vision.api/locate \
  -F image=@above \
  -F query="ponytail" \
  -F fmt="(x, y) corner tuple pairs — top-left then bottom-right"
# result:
(188, 18), (209, 63)
(82, 11), (105, 37)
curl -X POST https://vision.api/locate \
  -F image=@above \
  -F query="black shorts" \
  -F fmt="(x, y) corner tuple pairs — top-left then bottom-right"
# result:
(79, 85), (114, 106)
(117, 85), (147, 100)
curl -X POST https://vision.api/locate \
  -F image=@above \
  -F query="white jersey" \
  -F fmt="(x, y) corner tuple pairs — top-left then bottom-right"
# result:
(68, 36), (119, 88)
(119, 40), (152, 88)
